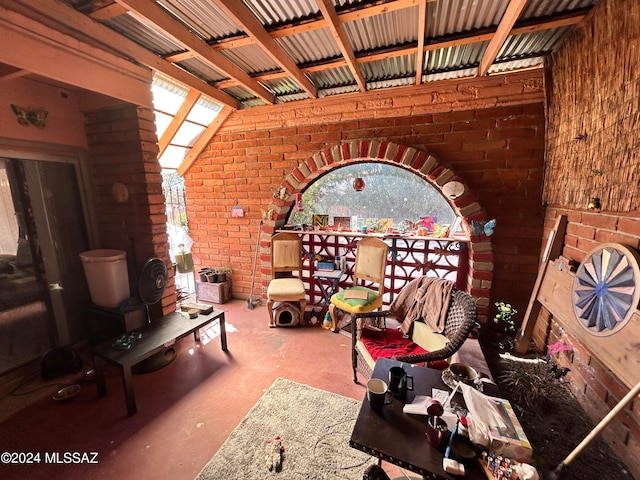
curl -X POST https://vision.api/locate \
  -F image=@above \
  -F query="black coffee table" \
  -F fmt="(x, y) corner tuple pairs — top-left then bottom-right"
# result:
(350, 358), (492, 479)
(89, 309), (227, 415)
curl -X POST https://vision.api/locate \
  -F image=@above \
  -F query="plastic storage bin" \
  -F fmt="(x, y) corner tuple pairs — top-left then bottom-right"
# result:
(80, 249), (130, 308)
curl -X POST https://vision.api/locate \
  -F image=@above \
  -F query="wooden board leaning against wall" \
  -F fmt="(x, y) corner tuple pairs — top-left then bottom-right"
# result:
(533, 245), (640, 390)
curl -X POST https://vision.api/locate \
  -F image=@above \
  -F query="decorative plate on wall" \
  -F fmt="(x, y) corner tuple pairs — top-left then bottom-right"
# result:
(572, 243), (640, 336)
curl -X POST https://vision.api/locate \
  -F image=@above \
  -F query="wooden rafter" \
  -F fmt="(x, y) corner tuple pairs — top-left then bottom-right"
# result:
(158, 89), (201, 158)
(415, 0), (427, 86)
(478, 0), (528, 77)
(316, 0), (366, 92)
(209, 5), (586, 54)
(113, 0), (275, 104)
(0, 63), (27, 81)
(89, 3), (127, 21)
(177, 105), (234, 177)
(214, 11), (586, 90)
(211, 0), (318, 98)
(15, 0), (239, 108)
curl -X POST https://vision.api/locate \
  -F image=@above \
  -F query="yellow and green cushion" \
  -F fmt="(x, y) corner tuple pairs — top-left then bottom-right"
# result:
(330, 286), (382, 313)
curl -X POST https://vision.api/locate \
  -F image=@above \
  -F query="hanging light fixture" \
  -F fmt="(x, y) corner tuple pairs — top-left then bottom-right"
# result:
(352, 177), (365, 192)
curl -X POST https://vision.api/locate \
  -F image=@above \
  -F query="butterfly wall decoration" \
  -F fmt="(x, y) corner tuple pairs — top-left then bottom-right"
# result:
(271, 186), (288, 200)
(471, 218), (496, 236)
(261, 208), (273, 221)
(11, 104), (48, 128)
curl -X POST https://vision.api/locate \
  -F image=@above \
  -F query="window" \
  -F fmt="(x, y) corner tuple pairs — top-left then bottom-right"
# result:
(287, 163), (457, 233)
(151, 73), (223, 172)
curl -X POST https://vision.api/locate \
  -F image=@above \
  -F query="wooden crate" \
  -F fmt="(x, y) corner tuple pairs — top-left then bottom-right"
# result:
(196, 280), (231, 304)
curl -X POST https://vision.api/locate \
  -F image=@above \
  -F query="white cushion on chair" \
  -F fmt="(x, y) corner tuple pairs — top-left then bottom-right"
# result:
(412, 322), (450, 352)
(267, 278), (305, 301)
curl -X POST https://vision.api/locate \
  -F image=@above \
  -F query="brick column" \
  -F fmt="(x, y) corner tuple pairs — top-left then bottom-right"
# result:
(84, 104), (174, 318)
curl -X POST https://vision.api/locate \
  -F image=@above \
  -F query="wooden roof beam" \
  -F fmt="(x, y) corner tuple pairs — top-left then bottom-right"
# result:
(478, 0), (528, 77)
(316, 0), (366, 92)
(13, 0), (239, 108)
(212, 0), (318, 98)
(158, 89), (201, 158)
(414, 0), (427, 85)
(114, 0), (275, 104)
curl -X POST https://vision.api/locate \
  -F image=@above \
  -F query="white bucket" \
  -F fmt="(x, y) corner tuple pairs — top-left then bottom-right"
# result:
(80, 249), (130, 308)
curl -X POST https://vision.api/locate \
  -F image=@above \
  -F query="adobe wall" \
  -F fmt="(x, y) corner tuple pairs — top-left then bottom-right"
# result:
(538, 0), (640, 475)
(185, 70), (546, 325)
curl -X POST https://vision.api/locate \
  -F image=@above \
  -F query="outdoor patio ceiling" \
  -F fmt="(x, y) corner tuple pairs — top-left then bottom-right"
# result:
(35, 0), (595, 109)
(3, 0), (598, 171)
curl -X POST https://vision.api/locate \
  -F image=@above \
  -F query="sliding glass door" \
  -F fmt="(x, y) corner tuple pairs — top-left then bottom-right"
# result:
(0, 154), (89, 374)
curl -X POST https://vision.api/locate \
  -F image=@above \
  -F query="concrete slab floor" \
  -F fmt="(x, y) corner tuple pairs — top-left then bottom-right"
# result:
(0, 299), (412, 480)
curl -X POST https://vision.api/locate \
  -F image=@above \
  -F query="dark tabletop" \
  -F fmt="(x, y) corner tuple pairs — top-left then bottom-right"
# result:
(89, 309), (224, 367)
(350, 358), (492, 480)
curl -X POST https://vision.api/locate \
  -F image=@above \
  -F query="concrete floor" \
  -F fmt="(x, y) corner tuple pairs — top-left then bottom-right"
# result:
(0, 299), (409, 480)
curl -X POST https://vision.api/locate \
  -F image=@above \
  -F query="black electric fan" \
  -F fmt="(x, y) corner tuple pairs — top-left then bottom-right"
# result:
(138, 257), (168, 318)
(131, 258), (175, 374)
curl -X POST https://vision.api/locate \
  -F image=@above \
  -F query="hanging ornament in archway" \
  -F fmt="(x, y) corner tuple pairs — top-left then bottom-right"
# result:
(352, 177), (365, 191)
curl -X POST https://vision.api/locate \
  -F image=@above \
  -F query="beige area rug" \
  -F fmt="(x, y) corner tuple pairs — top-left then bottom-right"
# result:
(195, 378), (376, 480)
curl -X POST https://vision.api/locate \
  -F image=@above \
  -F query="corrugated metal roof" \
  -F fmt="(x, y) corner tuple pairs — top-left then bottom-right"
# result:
(499, 27), (574, 60)
(425, 0), (509, 36)
(276, 30), (342, 65)
(176, 57), (228, 83)
(344, 8), (419, 52)
(259, 77), (307, 96)
(55, 0), (600, 109)
(422, 67), (477, 83)
(306, 65), (356, 89)
(361, 55), (417, 82)
(105, 13), (184, 56)
(521, 0), (598, 20)
(156, 0), (241, 40)
(244, 0), (320, 25)
(219, 43), (281, 74)
(488, 57), (545, 74)
(425, 42), (487, 72)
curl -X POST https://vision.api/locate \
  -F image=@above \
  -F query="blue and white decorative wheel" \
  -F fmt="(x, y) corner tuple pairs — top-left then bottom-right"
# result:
(573, 243), (640, 336)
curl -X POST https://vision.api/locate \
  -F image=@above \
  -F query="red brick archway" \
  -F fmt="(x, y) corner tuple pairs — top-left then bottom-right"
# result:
(258, 140), (493, 323)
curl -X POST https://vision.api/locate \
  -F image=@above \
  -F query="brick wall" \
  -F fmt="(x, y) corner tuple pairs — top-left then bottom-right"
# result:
(84, 104), (175, 318)
(536, 0), (640, 475)
(184, 70), (546, 325)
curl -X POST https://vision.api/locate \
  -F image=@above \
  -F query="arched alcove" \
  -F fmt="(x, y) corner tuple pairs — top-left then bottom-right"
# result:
(258, 140), (493, 323)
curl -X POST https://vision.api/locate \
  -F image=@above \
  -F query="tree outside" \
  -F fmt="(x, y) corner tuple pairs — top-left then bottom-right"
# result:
(287, 163), (456, 231)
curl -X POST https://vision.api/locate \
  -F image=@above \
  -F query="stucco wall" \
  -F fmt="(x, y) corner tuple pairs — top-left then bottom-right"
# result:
(0, 77), (88, 148)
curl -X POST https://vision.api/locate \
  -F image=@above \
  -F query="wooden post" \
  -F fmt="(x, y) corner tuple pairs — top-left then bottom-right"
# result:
(513, 215), (567, 354)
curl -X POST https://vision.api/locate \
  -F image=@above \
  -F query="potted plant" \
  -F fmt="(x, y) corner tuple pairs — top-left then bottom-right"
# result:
(216, 266), (232, 282)
(493, 301), (517, 351)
